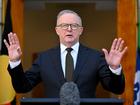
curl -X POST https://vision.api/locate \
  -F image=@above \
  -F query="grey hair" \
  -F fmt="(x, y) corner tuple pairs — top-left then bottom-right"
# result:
(56, 10), (82, 26)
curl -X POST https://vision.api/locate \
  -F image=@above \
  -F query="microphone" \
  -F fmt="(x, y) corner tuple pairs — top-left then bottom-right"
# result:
(60, 81), (80, 105)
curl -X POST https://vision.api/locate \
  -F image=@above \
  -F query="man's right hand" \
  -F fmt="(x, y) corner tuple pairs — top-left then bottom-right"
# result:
(4, 32), (22, 62)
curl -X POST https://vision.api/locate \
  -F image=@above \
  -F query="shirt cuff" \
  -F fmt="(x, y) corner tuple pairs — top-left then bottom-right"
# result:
(9, 60), (21, 69)
(109, 65), (122, 75)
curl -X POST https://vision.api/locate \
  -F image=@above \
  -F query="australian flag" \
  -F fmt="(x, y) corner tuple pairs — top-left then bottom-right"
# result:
(134, 50), (140, 105)
(134, 7), (140, 104)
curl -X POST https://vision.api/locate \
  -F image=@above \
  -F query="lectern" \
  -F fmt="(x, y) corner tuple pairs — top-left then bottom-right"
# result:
(20, 98), (124, 105)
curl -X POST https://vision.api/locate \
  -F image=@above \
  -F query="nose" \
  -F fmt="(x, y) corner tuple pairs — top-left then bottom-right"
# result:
(67, 25), (72, 31)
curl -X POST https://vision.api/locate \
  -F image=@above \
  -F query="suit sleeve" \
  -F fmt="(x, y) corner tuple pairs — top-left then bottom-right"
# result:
(97, 52), (125, 94)
(8, 55), (42, 93)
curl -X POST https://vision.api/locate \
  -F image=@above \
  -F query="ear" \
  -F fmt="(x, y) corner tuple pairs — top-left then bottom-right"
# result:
(79, 27), (84, 36)
(55, 27), (60, 36)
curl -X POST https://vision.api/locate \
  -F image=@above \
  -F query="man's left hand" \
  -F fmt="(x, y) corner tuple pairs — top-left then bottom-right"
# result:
(102, 38), (128, 70)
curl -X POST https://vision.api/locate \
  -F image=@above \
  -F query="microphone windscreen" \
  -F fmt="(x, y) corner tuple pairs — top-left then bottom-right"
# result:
(60, 81), (80, 105)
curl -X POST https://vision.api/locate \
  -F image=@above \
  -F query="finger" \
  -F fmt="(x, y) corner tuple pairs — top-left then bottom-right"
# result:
(13, 33), (20, 45)
(121, 46), (128, 56)
(8, 32), (14, 45)
(4, 39), (10, 49)
(10, 32), (16, 44)
(8, 33), (12, 45)
(111, 38), (117, 50)
(11, 33), (16, 44)
(118, 40), (124, 52)
(115, 38), (122, 50)
(102, 48), (108, 58)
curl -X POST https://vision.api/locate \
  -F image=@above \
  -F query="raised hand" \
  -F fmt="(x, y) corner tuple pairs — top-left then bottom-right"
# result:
(4, 32), (22, 62)
(102, 38), (128, 70)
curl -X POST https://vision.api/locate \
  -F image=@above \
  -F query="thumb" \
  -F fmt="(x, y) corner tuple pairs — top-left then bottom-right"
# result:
(102, 48), (108, 58)
(17, 47), (22, 56)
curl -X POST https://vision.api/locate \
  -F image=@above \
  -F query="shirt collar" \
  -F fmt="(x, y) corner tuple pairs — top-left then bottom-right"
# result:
(60, 42), (79, 53)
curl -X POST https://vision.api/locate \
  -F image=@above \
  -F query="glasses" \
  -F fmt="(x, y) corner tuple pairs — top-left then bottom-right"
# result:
(56, 23), (82, 30)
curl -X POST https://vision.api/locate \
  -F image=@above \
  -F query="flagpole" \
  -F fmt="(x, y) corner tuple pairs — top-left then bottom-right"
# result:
(0, 0), (2, 50)
(0, 0), (6, 52)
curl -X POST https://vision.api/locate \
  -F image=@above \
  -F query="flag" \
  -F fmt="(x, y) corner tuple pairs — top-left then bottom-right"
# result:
(0, 0), (16, 104)
(134, 5), (140, 105)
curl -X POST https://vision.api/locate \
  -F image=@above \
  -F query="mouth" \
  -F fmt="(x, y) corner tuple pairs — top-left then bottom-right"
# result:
(66, 34), (73, 37)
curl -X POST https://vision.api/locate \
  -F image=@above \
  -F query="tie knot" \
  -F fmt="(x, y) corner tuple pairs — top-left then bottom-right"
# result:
(66, 48), (73, 53)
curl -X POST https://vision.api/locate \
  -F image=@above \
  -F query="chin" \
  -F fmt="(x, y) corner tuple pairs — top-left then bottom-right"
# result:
(65, 39), (74, 43)
(67, 40), (75, 43)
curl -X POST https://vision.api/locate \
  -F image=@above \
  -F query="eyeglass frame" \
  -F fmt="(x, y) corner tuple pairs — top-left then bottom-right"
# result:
(56, 23), (82, 30)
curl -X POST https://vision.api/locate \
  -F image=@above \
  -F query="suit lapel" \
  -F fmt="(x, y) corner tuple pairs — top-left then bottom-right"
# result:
(51, 46), (66, 85)
(73, 44), (89, 82)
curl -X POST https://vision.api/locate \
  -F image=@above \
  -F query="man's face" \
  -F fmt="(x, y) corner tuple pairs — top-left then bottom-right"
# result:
(55, 13), (83, 46)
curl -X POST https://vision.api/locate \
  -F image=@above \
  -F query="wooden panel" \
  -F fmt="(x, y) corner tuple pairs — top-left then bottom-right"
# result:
(117, 0), (137, 105)
(11, 0), (24, 105)
(11, 0), (24, 50)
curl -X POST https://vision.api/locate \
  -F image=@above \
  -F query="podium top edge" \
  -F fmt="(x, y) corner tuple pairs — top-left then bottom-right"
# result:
(20, 98), (124, 103)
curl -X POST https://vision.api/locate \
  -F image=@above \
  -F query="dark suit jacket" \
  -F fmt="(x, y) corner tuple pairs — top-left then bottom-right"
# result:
(8, 44), (125, 98)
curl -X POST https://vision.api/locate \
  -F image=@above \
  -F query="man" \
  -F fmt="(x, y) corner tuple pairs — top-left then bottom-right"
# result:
(4, 10), (127, 98)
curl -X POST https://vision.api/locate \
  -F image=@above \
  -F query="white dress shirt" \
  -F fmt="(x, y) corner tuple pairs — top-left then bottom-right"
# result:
(60, 42), (79, 77)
